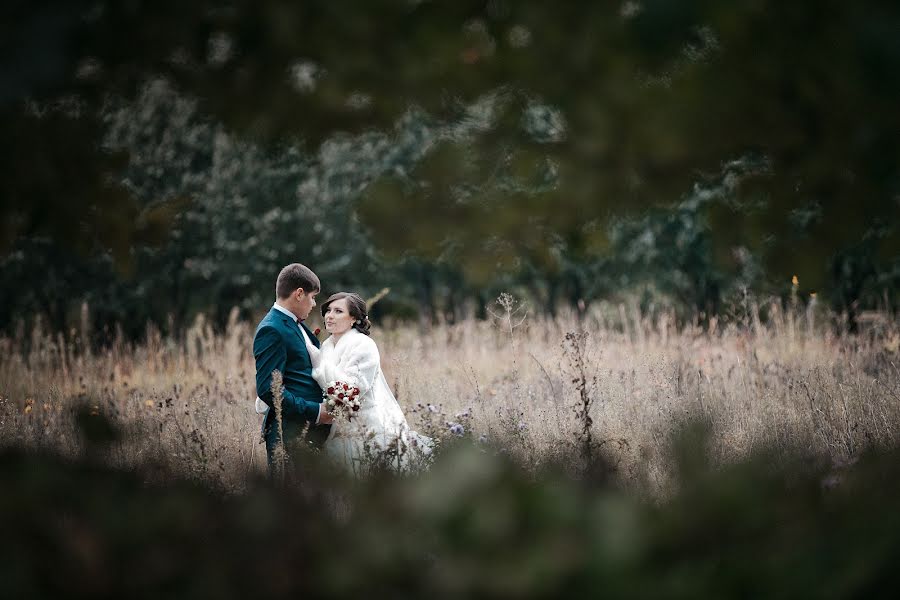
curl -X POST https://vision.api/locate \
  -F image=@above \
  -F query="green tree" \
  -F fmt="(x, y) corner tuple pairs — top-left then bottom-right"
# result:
(2, 0), (898, 331)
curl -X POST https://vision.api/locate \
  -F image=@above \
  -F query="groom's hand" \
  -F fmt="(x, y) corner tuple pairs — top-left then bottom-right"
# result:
(316, 404), (334, 425)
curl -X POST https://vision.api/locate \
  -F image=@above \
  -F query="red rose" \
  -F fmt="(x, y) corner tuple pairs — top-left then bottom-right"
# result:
(314, 328), (321, 336)
(338, 393), (344, 399)
(342, 383), (349, 390)
(327, 387), (335, 394)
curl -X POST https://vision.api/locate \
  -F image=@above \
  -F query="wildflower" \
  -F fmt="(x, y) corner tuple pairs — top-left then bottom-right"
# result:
(448, 423), (465, 436)
(461, 48), (480, 64)
(427, 404), (439, 413)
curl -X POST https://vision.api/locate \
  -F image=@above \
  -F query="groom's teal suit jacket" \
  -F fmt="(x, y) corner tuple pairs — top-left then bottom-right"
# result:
(254, 307), (330, 451)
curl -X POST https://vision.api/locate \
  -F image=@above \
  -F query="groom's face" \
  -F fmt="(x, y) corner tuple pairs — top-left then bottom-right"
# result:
(294, 289), (318, 321)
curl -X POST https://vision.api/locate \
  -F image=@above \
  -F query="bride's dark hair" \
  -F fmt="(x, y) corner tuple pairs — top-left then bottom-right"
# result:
(320, 292), (371, 336)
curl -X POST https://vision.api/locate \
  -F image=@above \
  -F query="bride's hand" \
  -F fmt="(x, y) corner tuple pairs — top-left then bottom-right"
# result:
(305, 337), (322, 368)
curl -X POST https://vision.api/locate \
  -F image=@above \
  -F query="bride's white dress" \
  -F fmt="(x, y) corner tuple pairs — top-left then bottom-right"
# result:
(310, 328), (431, 473)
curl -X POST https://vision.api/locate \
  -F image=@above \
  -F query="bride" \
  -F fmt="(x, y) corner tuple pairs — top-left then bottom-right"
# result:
(305, 292), (432, 474)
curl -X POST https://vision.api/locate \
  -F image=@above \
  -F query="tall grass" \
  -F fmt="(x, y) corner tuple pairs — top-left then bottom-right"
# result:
(1, 300), (898, 494)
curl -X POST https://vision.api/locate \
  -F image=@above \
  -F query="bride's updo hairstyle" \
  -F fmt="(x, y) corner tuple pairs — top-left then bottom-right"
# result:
(321, 292), (371, 336)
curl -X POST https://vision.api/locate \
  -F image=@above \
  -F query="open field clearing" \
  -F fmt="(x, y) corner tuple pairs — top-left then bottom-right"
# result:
(3, 304), (897, 495)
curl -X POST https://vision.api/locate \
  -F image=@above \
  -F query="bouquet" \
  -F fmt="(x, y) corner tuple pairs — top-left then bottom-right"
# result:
(323, 381), (362, 421)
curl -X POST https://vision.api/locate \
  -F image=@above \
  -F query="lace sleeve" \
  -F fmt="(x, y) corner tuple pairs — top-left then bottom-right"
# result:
(317, 336), (381, 395)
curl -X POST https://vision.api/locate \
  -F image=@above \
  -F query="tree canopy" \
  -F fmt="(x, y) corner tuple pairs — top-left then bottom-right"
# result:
(2, 0), (898, 332)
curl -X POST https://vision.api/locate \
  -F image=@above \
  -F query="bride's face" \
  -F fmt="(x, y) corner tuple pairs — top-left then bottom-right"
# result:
(324, 298), (354, 335)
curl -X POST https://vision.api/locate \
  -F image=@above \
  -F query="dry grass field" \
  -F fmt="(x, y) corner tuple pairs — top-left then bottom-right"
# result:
(2, 298), (899, 495)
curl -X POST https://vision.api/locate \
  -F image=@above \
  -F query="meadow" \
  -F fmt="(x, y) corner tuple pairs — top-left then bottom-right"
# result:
(2, 296), (898, 495)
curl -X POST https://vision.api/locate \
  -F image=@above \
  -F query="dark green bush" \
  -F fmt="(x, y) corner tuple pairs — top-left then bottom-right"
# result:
(3, 418), (899, 598)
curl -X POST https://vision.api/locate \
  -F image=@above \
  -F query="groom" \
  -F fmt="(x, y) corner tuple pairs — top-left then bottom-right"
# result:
(254, 263), (333, 470)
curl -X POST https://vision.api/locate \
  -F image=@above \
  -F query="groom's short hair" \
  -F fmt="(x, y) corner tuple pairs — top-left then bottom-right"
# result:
(276, 263), (320, 299)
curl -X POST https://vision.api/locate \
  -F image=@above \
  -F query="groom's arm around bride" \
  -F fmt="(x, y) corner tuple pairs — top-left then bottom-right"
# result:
(254, 326), (323, 422)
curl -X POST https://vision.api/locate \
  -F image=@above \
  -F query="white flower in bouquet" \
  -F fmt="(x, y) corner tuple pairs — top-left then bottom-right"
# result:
(323, 380), (362, 421)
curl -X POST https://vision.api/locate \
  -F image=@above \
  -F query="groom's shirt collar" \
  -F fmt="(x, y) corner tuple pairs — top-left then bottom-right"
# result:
(273, 302), (314, 347)
(272, 302), (300, 323)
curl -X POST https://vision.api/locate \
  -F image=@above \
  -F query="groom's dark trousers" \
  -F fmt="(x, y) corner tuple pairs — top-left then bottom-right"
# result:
(253, 307), (330, 472)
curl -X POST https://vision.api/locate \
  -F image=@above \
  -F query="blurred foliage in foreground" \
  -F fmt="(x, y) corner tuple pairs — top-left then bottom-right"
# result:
(2, 416), (899, 597)
(1, 1), (898, 336)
